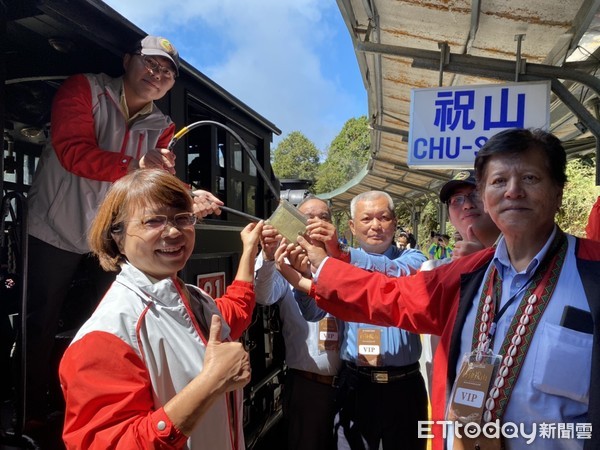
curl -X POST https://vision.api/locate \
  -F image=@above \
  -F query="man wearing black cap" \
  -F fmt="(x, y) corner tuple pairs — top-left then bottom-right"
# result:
(439, 170), (500, 257)
(23, 35), (195, 432)
(422, 170), (501, 392)
(422, 170), (499, 271)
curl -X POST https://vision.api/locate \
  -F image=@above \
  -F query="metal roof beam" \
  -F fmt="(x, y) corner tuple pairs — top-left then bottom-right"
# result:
(412, 57), (600, 100)
(370, 155), (451, 183)
(550, 79), (600, 184)
(383, 178), (438, 196)
(371, 123), (408, 137)
(392, 163), (452, 182)
(565, 0), (600, 60)
(356, 41), (600, 183)
(466, 0), (482, 51)
(356, 41), (600, 98)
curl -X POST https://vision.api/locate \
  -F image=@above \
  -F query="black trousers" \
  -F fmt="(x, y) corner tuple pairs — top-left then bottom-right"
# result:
(22, 236), (115, 421)
(335, 364), (428, 450)
(282, 370), (338, 450)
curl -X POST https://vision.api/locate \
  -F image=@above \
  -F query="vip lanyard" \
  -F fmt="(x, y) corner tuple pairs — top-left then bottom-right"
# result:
(486, 270), (536, 341)
(470, 230), (567, 421)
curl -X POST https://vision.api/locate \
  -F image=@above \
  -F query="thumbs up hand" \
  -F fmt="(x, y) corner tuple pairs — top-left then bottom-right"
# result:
(452, 225), (485, 259)
(203, 315), (251, 393)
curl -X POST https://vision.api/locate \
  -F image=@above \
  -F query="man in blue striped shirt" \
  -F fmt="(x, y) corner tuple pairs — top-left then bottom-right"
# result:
(295, 191), (428, 450)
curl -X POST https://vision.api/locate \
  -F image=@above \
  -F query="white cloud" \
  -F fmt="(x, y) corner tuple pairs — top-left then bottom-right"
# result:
(103, 0), (365, 152)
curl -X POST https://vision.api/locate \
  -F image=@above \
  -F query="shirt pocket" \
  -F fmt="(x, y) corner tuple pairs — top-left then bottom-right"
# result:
(532, 321), (592, 404)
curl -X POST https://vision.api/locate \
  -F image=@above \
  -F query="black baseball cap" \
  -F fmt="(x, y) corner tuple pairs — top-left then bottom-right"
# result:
(439, 170), (476, 204)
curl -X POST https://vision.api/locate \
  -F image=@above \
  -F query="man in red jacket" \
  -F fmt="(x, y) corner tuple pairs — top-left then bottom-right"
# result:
(277, 128), (600, 450)
(23, 35), (221, 434)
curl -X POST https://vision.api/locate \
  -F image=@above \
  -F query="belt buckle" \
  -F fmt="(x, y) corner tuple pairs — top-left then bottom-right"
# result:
(371, 371), (388, 383)
(331, 375), (340, 388)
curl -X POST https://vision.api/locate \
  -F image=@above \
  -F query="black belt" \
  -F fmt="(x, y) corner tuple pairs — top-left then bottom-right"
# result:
(343, 361), (420, 384)
(289, 368), (339, 387)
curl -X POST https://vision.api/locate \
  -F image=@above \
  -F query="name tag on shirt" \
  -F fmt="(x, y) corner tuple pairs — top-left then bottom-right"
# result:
(318, 317), (339, 352)
(357, 328), (382, 367)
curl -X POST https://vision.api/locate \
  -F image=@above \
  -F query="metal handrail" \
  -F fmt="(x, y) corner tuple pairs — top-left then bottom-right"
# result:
(168, 120), (280, 201)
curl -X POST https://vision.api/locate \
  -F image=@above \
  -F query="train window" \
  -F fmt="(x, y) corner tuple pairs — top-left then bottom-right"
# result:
(218, 143), (225, 169)
(182, 105), (214, 194)
(3, 133), (43, 194)
(24, 154), (38, 185)
(246, 184), (256, 217)
(223, 128), (264, 221)
(231, 180), (243, 211)
(180, 94), (271, 223)
(233, 142), (242, 171)
(3, 146), (17, 185)
(249, 148), (257, 177)
(187, 152), (203, 189)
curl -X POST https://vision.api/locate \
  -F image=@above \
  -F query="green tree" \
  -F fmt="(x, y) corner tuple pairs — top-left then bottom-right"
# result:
(416, 200), (440, 249)
(314, 116), (370, 193)
(557, 157), (599, 236)
(271, 131), (320, 180)
(394, 204), (412, 231)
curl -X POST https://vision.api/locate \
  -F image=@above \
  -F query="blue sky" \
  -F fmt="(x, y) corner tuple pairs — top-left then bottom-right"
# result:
(103, 0), (368, 154)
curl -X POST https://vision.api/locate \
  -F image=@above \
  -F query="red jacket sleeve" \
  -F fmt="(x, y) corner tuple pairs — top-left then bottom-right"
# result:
(313, 247), (496, 336)
(215, 280), (255, 341)
(59, 331), (188, 449)
(50, 74), (137, 182)
(586, 196), (600, 241)
(157, 122), (176, 150)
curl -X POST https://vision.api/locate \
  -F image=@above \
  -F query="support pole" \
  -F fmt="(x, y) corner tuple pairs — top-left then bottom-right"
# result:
(514, 34), (526, 82)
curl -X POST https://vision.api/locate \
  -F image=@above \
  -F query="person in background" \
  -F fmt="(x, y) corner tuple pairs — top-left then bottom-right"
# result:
(421, 170), (501, 394)
(291, 191), (428, 450)
(442, 234), (453, 255)
(428, 233), (452, 260)
(441, 170), (500, 256)
(395, 230), (409, 250)
(406, 231), (418, 249)
(254, 196), (341, 450)
(59, 169), (261, 449)
(23, 35), (223, 429)
(278, 128), (600, 450)
(426, 232), (439, 259)
(422, 169), (501, 270)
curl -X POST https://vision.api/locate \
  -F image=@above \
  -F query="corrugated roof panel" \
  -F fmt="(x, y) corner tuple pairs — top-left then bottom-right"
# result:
(327, 0), (600, 212)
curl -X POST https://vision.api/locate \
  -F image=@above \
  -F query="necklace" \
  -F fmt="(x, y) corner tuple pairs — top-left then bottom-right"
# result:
(470, 230), (567, 422)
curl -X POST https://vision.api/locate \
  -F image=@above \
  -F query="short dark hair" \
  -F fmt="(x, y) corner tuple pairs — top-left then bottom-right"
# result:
(407, 232), (417, 248)
(474, 128), (567, 188)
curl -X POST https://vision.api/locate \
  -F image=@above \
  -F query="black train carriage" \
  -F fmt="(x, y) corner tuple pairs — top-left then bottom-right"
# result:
(1, 0), (286, 448)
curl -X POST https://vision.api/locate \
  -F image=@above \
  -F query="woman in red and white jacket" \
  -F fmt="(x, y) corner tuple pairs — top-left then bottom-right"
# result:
(59, 169), (262, 449)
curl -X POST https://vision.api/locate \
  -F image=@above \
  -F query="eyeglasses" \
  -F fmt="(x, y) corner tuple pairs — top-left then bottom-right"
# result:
(138, 212), (197, 231)
(448, 191), (480, 207)
(139, 54), (176, 79)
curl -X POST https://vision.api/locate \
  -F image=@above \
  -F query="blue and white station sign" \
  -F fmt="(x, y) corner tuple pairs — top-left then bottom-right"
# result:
(408, 81), (550, 168)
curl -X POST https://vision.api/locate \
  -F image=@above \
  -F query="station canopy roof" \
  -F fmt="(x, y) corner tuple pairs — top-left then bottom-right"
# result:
(320, 0), (600, 213)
